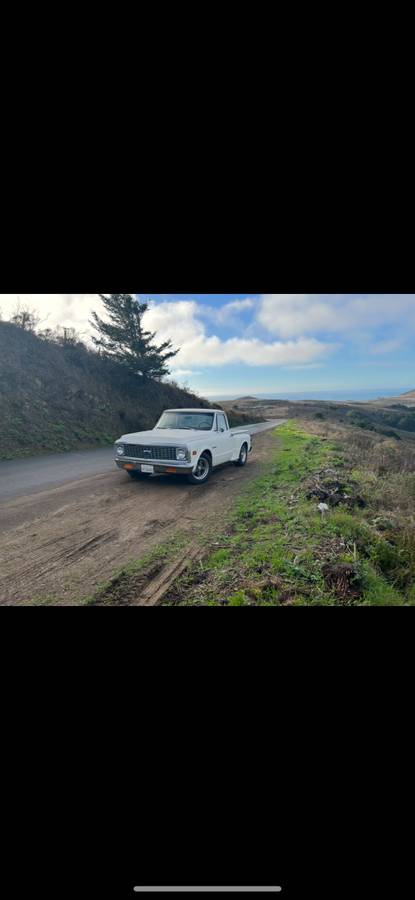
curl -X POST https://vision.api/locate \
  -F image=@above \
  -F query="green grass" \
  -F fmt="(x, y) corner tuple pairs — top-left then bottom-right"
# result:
(360, 563), (405, 606)
(164, 423), (337, 605)
(207, 548), (232, 569)
(164, 421), (412, 606)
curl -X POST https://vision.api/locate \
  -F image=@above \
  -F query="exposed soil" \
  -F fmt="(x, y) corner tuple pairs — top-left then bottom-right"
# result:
(305, 468), (367, 509)
(321, 562), (362, 602)
(0, 430), (278, 605)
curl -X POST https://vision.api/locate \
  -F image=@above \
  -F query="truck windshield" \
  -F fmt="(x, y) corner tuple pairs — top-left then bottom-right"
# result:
(156, 412), (215, 431)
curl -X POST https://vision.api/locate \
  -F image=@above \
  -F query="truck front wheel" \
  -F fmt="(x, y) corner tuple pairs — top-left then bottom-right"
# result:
(187, 453), (212, 485)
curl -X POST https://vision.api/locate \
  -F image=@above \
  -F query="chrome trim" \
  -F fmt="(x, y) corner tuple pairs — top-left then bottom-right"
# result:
(119, 443), (190, 462)
(117, 455), (191, 467)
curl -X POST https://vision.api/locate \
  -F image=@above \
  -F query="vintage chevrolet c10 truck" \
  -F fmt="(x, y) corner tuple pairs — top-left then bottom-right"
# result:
(115, 408), (252, 485)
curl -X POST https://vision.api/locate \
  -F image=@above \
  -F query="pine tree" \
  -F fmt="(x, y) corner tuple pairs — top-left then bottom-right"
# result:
(91, 294), (178, 380)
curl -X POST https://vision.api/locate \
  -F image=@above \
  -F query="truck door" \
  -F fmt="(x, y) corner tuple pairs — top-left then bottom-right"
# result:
(215, 413), (233, 463)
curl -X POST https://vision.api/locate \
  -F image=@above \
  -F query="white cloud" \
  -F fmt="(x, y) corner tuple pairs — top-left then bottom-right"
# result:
(258, 294), (415, 338)
(223, 298), (255, 312)
(173, 335), (334, 368)
(213, 297), (255, 323)
(193, 297), (255, 330)
(0, 294), (336, 370)
(0, 293), (106, 339)
(144, 300), (204, 347)
(142, 299), (334, 368)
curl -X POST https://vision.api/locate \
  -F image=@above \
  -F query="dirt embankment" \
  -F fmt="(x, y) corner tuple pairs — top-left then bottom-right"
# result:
(0, 430), (277, 605)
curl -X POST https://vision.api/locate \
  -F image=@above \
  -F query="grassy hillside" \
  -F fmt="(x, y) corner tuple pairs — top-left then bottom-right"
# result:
(223, 393), (415, 441)
(0, 322), (212, 460)
(371, 389), (415, 408)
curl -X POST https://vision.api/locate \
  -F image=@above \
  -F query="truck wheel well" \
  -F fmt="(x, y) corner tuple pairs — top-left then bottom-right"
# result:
(201, 449), (212, 462)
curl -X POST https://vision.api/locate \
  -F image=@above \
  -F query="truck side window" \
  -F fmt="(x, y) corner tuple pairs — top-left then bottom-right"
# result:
(217, 414), (227, 432)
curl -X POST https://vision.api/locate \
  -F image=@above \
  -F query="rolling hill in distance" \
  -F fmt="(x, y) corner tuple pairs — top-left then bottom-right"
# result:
(212, 388), (414, 403)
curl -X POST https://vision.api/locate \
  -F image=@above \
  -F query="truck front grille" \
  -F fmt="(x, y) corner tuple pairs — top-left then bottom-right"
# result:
(123, 444), (179, 461)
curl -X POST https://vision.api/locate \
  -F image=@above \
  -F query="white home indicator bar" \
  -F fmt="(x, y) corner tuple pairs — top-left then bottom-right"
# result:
(133, 889), (282, 894)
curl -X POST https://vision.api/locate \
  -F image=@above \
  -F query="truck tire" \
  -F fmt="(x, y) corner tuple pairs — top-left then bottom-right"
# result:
(187, 452), (212, 485)
(234, 443), (248, 467)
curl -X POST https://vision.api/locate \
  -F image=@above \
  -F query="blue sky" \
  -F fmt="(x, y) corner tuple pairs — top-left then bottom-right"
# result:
(140, 294), (415, 397)
(1, 293), (414, 397)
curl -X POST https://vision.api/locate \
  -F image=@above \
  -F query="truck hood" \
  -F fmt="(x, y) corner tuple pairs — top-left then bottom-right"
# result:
(118, 429), (212, 444)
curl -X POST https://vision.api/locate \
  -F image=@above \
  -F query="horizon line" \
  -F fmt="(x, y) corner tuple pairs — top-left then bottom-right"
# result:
(197, 386), (413, 398)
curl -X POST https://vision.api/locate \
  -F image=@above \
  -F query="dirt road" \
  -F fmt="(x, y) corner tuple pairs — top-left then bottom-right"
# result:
(0, 423), (286, 605)
(0, 421), (282, 505)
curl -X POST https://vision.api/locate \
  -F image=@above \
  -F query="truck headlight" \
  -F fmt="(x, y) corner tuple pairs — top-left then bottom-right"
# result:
(116, 445), (125, 457)
(176, 449), (187, 461)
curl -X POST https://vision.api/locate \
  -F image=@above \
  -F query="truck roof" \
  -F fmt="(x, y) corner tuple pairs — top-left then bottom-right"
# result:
(165, 408), (218, 414)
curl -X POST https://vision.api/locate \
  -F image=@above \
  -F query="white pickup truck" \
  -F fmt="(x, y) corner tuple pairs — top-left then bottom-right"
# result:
(115, 408), (252, 485)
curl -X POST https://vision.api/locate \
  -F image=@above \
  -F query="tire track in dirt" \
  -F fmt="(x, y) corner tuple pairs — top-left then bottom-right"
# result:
(1, 529), (119, 586)
(90, 543), (205, 606)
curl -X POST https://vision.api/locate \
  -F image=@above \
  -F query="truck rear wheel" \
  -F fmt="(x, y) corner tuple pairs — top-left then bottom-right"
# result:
(187, 453), (212, 485)
(234, 443), (248, 467)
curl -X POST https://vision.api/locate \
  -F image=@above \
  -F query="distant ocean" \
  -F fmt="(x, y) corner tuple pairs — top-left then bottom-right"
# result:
(210, 389), (412, 402)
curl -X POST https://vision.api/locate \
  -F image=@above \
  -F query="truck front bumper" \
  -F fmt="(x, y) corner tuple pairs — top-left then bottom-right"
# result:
(115, 459), (194, 476)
